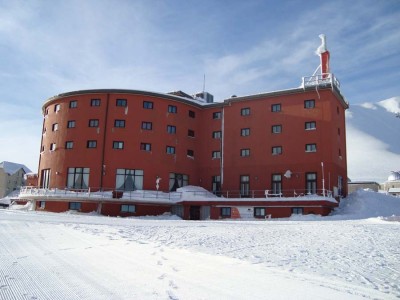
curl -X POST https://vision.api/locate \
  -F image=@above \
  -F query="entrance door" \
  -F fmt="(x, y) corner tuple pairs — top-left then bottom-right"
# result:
(189, 206), (201, 220)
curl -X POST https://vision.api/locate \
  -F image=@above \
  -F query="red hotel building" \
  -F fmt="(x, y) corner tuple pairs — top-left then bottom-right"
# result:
(20, 37), (349, 219)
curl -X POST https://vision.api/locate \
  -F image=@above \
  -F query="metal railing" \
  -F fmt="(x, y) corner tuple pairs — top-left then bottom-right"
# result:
(302, 73), (340, 90)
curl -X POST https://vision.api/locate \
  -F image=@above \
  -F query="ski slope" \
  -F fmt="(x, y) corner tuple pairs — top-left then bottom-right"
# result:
(0, 190), (399, 299)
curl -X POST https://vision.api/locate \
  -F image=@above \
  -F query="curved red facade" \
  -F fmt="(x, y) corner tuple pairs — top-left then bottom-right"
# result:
(38, 85), (348, 199)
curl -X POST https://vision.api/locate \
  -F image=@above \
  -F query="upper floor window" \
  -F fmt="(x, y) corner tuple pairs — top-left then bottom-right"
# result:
(54, 104), (61, 112)
(213, 111), (222, 119)
(304, 99), (315, 109)
(116, 99), (127, 107)
(272, 146), (282, 155)
(188, 129), (195, 137)
(114, 120), (125, 128)
(271, 104), (281, 112)
(88, 119), (99, 127)
(212, 151), (221, 159)
(140, 143), (151, 151)
(50, 143), (57, 151)
(116, 169), (143, 191)
(240, 148), (250, 157)
(67, 120), (76, 128)
(87, 140), (97, 148)
(305, 143), (317, 152)
(212, 131), (222, 139)
(166, 146), (176, 155)
(91, 99), (101, 106)
(52, 123), (59, 131)
(113, 141), (124, 149)
(167, 125), (176, 134)
(69, 100), (77, 108)
(189, 110), (196, 118)
(143, 101), (153, 109)
(305, 121), (316, 130)
(141, 121), (152, 130)
(272, 125), (282, 134)
(67, 167), (90, 189)
(65, 141), (73, 149)
(241, 108), (250, 116)
(187, 149), (194, 158)
(168, 105), (177, 113)
(241, 128), (250, 136)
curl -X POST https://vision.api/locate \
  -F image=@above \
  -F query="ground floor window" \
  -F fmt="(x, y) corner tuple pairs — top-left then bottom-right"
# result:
(69, 202), (81, 210)
(40, 169), (51, 188)
(67, 168), (90, 189)
(39, 201), (45, 209)
(292, 207), (303, 215)
(254, 207), (266, 218)
(116, 169), (143, 191)
(121, 204), (135, 213)
(306, 172), (317, 194)
(169, 173), (189, 191)
(221, 207), (231, 218)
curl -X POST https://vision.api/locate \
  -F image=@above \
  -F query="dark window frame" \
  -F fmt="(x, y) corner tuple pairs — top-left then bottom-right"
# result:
(114, 119), (126, 128)
(304, 99), (315, 109)
(140, 143), (151, 151)
(241, 108), (250, 116)
(91, 99), (101, 106)
(69, 100), (78, 108)
(168, 105), (177, 113)
(213, 111), (222, 119)
(221, 207), (231, 218)
(143, 101), (154, 109)
(271, 104), (281, 112)
(116, 99), (127, 107)
(166, 146), (176, 154)
(87, 140), (97, 148)
(65, 141), (73, 149)
(272, 125), (282, 134)
(67, 120), (76, 128)
(121, 204), (136, 213)
(141, 122), (153, 130)
(88, 119), (99, 127)
(113, 141), (124, 149)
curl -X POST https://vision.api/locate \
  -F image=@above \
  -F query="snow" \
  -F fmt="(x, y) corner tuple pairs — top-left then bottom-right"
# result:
(0, 161), (31, 175)
(1, 190), (400, 299)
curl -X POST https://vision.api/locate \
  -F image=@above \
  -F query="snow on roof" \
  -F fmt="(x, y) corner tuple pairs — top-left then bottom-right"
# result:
(0, 161), (31, 175)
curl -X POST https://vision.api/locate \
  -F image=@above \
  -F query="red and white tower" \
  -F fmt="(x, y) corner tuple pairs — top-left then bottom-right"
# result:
(316, 34), (330, 77)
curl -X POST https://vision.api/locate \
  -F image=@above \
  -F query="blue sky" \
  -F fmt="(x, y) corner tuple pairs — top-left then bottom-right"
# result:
(1, 0), (399, 172)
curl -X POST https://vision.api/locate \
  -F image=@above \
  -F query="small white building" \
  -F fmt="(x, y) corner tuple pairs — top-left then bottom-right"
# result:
(0, 161), (31, 198)
(383, 171), (400, 197)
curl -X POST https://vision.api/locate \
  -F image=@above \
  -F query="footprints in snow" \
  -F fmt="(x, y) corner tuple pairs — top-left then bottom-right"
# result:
(153, 247), (180, 299)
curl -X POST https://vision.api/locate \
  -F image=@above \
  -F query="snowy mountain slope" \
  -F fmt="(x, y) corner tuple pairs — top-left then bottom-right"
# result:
(346, 96), (400, 183)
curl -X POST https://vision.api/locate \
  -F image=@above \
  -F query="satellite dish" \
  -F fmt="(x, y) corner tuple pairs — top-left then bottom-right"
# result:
(284, 170), (292, 179)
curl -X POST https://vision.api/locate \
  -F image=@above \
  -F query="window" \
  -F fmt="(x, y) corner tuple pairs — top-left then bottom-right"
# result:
(69, 202), (81, 210)
(189, 110), (196, 118)
(141, 122), (152, 130)
(272, 174), (282, 195)
(212, 175), (221, 195)
(91, 99), (101, 106)
(272, 125), (282, 134)
(65, 141), (73, 149)
(240, 175), (250, 197)
(116, 99), (127, 107)
(338, 128), (341, 135)
(67, 167), (90, 189)
(213, 111), (221, 119)
(241, 149), (250, 157)
(292, 207), (303, 215)
(67, 120), (76, 128)
(306, 173), (317, 194)
(50, 143), (56, 151)
(89, 119), (99, 127)
(114, 120), (125, 128)
(271, 104), (281, 112)
(87, 140), (97, 148)
(304, 99), (315, 109)
(187, 149), (194, 157)
(40, 169), (51, 188)
(254, 207), (266, 218)
(188, 129), (195, 137)
(167, 125), (176, 134)
(121, 204), (136, 213)
(140, 143), (151, 151)
(52, 123), (59, 131)
(241, 128), (250, 136)
(168, 105), (177, 113)
(39, 201), (46, 209)
(221, 207), (231, 218)
(272, 146), (282, 155)
(241, 108), (250, 116)
(166, 146), (175, 154)
(305, 121), (316, 130)
(116, 169), (143, 191)
(113, 141), (124, 149)
(212, 131), (221, 139)
(54, 104), (61, 112)
(69, 100), (77, 108)
(169, 173), (189, 191)
(143, 101), (153, 109)
(305, 144), (317, 152)
(212, 151), (221, 159)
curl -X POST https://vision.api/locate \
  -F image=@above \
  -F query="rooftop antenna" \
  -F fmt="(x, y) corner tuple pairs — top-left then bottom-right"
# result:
(203, 74), (206, 94)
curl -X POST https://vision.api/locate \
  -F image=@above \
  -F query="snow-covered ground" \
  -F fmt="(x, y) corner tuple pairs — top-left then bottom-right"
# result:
(1, 190), (399, 299)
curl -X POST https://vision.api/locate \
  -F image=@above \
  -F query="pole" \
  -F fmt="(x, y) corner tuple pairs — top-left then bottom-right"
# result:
(321, 162), (325, 197)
